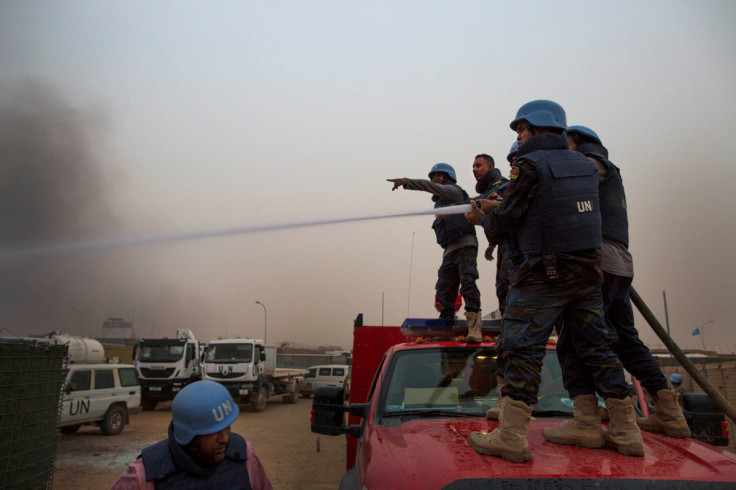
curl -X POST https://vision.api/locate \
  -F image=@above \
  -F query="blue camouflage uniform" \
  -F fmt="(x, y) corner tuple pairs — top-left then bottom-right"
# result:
(474, 168), (513, 312)
(556, 142), (668, 398)
(404, 178), (481, 318)
(480, 132), (629, 405)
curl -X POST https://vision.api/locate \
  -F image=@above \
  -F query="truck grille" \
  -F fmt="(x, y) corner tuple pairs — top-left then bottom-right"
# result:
(140, 368), (176, 378)
(207, 371), (245, 379)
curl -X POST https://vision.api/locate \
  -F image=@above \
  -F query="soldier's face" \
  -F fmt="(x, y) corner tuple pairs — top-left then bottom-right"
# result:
(188, 426), (231, 466)
(516, 121), (533, 147)
(472, 158), (492, 181)
(430, 172), (446, 184)
(567, 135), (577, 151)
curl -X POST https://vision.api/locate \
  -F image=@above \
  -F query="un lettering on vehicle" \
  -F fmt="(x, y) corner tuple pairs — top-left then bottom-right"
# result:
(69, 399), (90, 416)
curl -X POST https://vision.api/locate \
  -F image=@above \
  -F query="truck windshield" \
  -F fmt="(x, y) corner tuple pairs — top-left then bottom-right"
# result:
(205, 343), (253, 363)
(381, 347), (571, 418)
(139, 344), (185, 362)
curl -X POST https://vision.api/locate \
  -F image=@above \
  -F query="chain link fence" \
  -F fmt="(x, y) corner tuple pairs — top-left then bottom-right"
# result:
(0, 341), (68, 489)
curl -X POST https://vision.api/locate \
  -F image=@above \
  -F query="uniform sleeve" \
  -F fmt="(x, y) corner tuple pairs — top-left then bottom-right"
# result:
(404, 178), (465, 203)
(246, 442), (274, 490)
(109, 459), (154, 490)
(487, 162), (537, 233)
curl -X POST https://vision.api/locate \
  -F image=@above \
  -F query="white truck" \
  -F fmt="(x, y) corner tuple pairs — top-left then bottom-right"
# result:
(133, 329), (204, 411)
(201, 339), (303, 412)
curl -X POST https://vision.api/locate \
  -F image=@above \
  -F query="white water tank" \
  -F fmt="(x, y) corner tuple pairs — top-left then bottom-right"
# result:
(29, 332), (105, 363)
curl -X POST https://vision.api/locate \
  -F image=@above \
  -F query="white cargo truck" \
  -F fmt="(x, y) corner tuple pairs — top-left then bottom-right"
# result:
(201, 339), (303, 412)
(133, 329), (204, 411)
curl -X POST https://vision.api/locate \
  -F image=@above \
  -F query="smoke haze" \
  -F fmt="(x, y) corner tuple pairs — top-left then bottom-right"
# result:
(0, 82), (208, 339)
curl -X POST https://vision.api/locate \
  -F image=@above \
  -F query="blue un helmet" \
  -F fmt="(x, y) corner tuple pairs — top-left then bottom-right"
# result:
(428, 162), (457, 183)
(506, 141), (519, 164)
(670, 373), (683, 385)
(510, 100), (567, 131)
(171, 380), (240, 444)
(567, 125), (602, 145)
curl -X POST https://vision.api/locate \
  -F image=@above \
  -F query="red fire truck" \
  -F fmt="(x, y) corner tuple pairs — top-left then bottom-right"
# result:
(312, 319), (736, 489)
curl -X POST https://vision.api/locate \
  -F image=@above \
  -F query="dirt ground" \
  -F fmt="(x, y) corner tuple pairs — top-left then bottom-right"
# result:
(52, 396), (346, 489)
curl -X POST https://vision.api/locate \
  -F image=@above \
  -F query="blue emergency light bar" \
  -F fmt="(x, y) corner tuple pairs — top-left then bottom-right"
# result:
(400, 318), (503, 338)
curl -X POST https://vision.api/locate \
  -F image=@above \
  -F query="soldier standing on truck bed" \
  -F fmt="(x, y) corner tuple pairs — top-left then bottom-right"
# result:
(110, 381), (272, 490)
(543, 126), (690, 449)
(388, 163), (483, 343)
(464, 100), (643, 463)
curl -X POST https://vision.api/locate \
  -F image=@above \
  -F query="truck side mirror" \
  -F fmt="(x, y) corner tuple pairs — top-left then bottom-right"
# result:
(311, 387), (346, 436)
(132, 344), (139, 360)
(260, 350), (266, 362)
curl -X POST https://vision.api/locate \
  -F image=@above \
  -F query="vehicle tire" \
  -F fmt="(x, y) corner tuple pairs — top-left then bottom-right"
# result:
(100, 405), (126, 435)
(142, 399), (157, 411)
(60, 424), (81, 434)
(284, 386), (298, 404)
(252, 387), (268, 412)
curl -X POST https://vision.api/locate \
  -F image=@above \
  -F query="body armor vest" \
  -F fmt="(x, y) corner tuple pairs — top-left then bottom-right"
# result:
(141, 433), (252, 490)
(581, 148), (629, 248)
(432, 187), (475, 249)
(516, 150), (602, 255)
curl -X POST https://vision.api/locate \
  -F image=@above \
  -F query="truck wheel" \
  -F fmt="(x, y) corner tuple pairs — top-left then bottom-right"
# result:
(60, 424), (81, 434)
(142, 399), (157, 411)
(283, 388), (298, 404)
(101, 405), (126, 435)
(252, 388), (268, 412)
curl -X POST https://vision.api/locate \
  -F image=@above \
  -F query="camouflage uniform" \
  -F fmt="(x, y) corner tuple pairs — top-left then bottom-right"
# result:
(474, 167), (511, 313)
(403, 178), (481, 318)
(436, 245), (480, 316)
(556, 142), (668, 397)
(481, 133), (629, 406)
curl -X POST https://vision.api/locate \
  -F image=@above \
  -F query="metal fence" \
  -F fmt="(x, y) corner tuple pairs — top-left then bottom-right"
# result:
(0, 341), (68, 490)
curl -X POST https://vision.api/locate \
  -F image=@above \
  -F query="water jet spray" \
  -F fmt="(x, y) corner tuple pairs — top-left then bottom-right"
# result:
(0, 204), (472, 261)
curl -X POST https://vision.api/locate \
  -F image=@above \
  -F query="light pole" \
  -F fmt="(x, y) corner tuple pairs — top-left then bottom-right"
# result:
(255, 301), (267, 343)
(700, 320), (714, 351)
(70, 307), (84, 337)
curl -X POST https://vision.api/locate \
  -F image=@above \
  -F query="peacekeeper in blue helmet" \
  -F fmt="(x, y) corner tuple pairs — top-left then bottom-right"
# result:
(545, 126), (690, 450)
(464, 100), (642, 462)
(111, 381), (272, 490)
(387, 163), (483, 343)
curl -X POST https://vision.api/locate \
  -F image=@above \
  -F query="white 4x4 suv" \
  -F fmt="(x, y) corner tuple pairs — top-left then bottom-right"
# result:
(59, 363), (141, 435)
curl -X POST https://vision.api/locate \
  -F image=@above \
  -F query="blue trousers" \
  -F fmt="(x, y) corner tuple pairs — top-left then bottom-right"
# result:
(500, 270), (629, 405)
(557, 271), (668, 398)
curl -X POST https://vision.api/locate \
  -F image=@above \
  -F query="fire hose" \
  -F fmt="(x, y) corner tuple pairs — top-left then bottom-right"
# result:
(631, 286), (736, 425)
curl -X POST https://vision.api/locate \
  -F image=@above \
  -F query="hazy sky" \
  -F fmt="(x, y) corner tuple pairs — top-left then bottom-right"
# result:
(1, 1), (735, 352)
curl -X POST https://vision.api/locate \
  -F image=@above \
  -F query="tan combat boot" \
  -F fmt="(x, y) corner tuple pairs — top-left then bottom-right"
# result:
(465, 310), (482, 343)
(486, 376), (507, 421)
(468, 397), (533, 463)
(604, 397), (645, 457)
(637, 389), (691, 438)
(542, 394), (605, 448)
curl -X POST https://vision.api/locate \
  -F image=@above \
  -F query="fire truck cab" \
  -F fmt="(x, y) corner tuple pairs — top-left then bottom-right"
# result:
(312, 320), (736, 489)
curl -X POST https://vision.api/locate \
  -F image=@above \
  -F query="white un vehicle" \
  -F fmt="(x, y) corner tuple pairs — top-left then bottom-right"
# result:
(59, 363), (141, 435)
